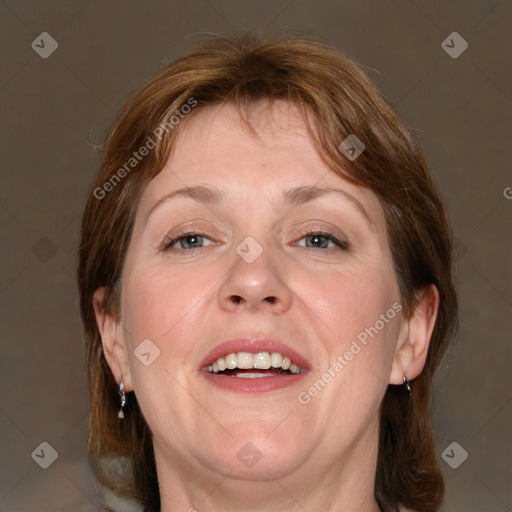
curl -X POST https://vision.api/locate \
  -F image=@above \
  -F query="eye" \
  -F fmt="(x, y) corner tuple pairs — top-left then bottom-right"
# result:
(295, 232), (348, 250)
(161, 232), (215, 251)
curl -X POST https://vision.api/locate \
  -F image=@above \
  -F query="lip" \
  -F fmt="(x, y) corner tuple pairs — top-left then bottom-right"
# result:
(201, 371), (308, 393)
(199, 337), (311, 394)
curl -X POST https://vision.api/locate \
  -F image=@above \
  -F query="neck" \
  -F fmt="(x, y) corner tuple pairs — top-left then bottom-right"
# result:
(154, 420), (381, 512)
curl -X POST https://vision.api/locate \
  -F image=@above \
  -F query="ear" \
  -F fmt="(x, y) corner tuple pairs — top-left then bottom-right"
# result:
(93, 287), (133, 392)
(389, 284), (440, 384)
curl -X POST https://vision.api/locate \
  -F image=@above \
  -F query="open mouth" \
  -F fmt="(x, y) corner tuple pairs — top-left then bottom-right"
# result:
(200, 339), (309, 392)
(206, 351), (303, 377)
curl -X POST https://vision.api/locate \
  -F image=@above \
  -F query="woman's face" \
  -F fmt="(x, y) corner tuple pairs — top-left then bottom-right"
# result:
(112, 102), (407, 482)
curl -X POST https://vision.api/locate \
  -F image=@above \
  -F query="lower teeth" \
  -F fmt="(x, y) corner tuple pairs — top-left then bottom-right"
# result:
(213, 368), (294, 377)
(235, 372), (279, 378)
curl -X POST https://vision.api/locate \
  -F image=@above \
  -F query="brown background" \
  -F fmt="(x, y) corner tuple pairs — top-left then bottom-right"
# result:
(1, 1), (511, 511)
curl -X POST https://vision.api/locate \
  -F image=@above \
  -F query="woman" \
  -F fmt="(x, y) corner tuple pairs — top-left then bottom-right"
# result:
(78, 35), (458, 512)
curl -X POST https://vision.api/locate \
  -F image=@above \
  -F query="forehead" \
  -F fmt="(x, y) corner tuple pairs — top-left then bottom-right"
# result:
(166, 101), (319, 181)
(177, 101), (311, 152)
(137, 101), (384, 224)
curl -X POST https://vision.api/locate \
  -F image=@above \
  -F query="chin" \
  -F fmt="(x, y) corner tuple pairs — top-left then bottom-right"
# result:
(195, 428), (312, 480)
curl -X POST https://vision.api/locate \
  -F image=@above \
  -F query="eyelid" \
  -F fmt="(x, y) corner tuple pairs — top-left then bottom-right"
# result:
(293, 231), (349, 250)
(159, 230), (216, 251)
(156, 219), (225, 250)
(287, 222), (350, 249)
(157, 220), (350, 252)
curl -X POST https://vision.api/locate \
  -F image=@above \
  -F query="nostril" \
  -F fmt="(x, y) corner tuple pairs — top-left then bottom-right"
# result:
(265, 297), (276, 304)
(231, 295), (242, 304)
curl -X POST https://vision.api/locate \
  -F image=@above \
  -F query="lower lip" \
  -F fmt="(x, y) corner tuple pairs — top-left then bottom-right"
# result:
(201, 371), (308, 393)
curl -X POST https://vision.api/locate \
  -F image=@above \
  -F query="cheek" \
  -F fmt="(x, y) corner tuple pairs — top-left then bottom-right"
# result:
(297, 268), (401, 430)
(300, 265), (398, 342)
(120, 264), (218, 358)
(296, 262), (401, 394)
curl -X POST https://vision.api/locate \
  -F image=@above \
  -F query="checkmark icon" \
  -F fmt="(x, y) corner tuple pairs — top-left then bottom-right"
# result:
(134, 338), (161, 366)
(441, 32), (468, 59)
(441, 441), (468, 469)
(32, 236), (57, 262)
(339, 134), (365, 161)
(444, 449), (455, 458)
(237, 442), (263, 468)
(31, 442), (58, 469)
(236, 236), (263, 263)
(31, 32), (58, 59)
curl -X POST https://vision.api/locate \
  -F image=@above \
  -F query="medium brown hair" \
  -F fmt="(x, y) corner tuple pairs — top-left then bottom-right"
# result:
(78, 34), (458, 511)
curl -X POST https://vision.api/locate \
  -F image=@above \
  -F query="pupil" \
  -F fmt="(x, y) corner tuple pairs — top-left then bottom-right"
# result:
(184, 235), (201, 248)
(310, 235), (326, 248)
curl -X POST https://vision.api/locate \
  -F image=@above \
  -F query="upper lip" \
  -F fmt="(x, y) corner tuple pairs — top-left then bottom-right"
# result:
(199, 337), (311, 370)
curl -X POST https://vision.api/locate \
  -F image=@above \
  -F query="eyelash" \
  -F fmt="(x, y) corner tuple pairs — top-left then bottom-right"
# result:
(159, 230), (349, 252)
(159, 231), (213, 251)
(292, 229), (349, 251)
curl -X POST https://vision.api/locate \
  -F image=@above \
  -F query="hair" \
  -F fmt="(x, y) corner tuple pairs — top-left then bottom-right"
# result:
(78, 34), (458, 512)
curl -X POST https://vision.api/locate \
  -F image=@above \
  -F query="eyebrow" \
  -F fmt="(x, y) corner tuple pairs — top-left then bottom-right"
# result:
(145, 185), (224, 223)
(145, 184), (372, 225)
(284, 185), (372, 224)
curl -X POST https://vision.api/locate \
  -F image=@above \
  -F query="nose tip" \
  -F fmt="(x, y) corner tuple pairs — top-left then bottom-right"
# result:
(218, 253), (292, 313)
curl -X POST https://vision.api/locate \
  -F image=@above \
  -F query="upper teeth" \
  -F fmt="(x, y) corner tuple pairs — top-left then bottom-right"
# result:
(207, 352), (302, 374)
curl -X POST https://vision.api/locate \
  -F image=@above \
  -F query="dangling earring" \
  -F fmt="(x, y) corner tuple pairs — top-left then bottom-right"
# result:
(118, 378), (126, 419)
(403, 374), (411, 396)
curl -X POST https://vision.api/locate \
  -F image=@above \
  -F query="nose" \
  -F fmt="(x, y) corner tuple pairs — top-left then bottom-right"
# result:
(217, 246), (293, 314)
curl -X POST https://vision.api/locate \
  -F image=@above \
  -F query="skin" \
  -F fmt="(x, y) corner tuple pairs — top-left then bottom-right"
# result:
(94, 101), (439, 512)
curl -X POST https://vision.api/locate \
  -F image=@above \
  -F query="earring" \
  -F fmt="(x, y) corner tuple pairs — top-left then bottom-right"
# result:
(118, 378), (126, 419)
(403, 374), (411, 396)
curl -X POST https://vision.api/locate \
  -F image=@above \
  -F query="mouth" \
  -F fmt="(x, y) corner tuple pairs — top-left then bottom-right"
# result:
(207, 351), (304, 377)
(199, 338), (309, 393)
